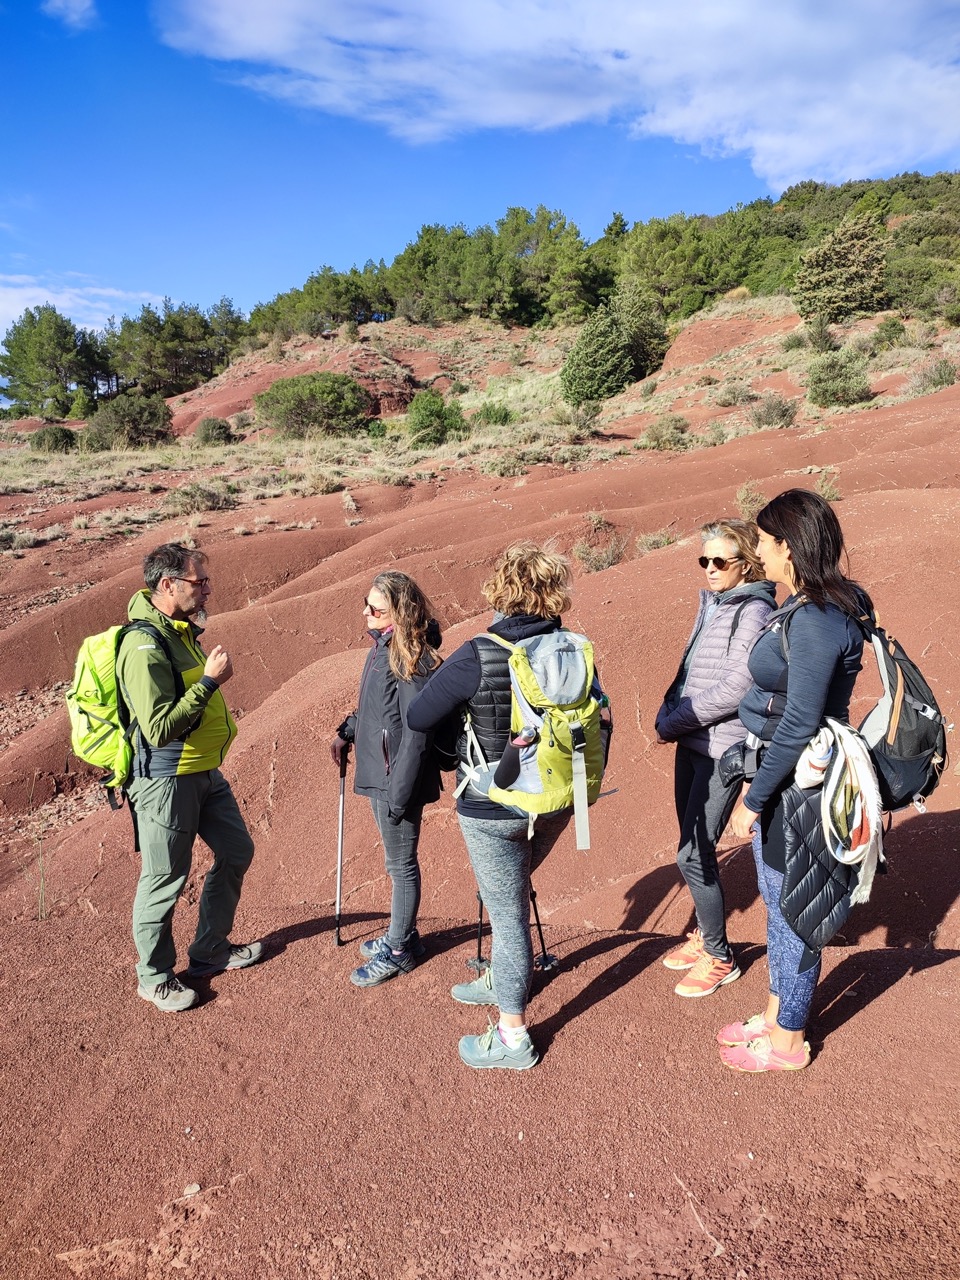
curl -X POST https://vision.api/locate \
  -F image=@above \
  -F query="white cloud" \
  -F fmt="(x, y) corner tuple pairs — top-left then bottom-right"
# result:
(155, 0), (960, 189)
(40, 0), (98, 30)
(0, 274), (163, 337)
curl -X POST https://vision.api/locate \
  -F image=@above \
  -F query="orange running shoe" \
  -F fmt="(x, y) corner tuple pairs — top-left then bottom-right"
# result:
(661, 929), (704, 971)
(674, 951), (741, 998)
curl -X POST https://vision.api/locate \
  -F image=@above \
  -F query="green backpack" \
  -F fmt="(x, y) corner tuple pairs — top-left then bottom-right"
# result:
(455, 630), (610, 850)
(66, 621), (179, 804)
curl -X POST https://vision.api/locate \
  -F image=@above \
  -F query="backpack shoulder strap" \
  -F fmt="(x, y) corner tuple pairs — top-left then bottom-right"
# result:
(724, 600), (751, 653)
(478, 631), (516, 653)
(773, 597), (811, 662)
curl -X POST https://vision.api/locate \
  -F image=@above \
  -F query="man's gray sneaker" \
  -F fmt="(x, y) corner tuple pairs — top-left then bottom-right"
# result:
(186, 940), (264, 978)
(451, 967), (498, 1006)
(350, 945), (417, 988)
(358, 929), (426, 961)
(458, 1022), (538, 1071)
(137, 976), (198, 1013)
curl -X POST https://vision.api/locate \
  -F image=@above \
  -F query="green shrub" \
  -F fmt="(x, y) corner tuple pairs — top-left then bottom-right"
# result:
(781, 329), (808, 352)
(195, 416), (234, 445)
(560, 305), (632, 406)
(714, 381), (756, 407)
(254, 371), (373, 438)
(92, 393), (173, 448)
(472, 401), (514, 427)
(806, 350), (872, 407)
(339, 319), (359, 342)
(874, 316), (907, 349)
(165, 482), (238, 515)
(804, 314), (839, 353)
(748, 394), (799, 430)
(31, 424), (76, 454)
(406, 390), (468, 447)
(65, 389), (96, 421)
(792, 214), (888, 322)
(906, 358), (957, 397)
(637, 414), (692, 451)
(77, 419), (116, 452)
(638, 379), (658, 399)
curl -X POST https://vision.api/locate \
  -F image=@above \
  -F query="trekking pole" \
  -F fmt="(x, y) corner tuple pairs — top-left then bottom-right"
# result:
(530, 886), (558, 971)
(334, 743), (349, 946)
(466, 891), (489, 972)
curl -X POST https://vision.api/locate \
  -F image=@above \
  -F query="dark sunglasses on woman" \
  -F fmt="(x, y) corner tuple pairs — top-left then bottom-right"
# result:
(364, 597), (387, 617)
(699, 556), (742, 571)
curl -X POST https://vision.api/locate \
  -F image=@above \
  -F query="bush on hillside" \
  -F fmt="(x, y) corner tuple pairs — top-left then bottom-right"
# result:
(906, 358), (957, 397)
(31, 424), (76, 453)
(748, 393), (799, 430)
(806, 350), (872, 407)
(405, 390), (468, 446)
(804, 314), (839, 353)
(254, 371), (373, 438)
(472, 400), (514, 427)
(77, 419), (116, 452)
(560, 304), (632, 406)
(874, 316), (907, 349)
(195, 416), (234, 445)
(792, 214), (888, 322)
(609, 278), (669, 380)
(65, 389), (96, 421)
(90, 392), (173, 448)
(637, 414), (693, 451)
(165, 482), (238, 514)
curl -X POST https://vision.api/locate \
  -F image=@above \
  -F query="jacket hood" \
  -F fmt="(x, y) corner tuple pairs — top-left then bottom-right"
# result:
(489, 612), (562, 643)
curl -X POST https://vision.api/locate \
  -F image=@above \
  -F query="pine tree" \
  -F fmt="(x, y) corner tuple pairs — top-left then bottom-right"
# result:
(560, 305), (632, 407)
(792, 215), (888, 322)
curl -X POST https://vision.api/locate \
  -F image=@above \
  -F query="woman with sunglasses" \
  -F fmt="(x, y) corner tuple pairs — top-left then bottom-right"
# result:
(655, 519), (776, 997)
(722, 490), (870, 1072)
(330, 573), (443, 987)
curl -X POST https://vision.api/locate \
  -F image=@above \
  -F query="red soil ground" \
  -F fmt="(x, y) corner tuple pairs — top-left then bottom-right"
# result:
(2, 309), (959, 1280)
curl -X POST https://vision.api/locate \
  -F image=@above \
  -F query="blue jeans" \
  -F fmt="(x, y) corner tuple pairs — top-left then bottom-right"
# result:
(370, 795), (422, 951)
(752, 826), (820, 1032)
(457, 812), (570, 1016)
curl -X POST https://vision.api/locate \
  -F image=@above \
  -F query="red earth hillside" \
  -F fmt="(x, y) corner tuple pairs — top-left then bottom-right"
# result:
(1, 303), (959, 1280)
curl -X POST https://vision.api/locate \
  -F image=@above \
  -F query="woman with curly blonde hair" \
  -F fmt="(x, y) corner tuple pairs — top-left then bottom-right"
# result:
(331, 571), (443, 987)
(408, 541), (605, 1071)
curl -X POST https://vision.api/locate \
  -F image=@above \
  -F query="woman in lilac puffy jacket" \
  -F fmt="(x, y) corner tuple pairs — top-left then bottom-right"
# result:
(655, 519), (776, 999)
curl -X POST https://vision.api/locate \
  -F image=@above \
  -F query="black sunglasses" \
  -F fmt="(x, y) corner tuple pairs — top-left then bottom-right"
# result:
(363, 596), (387, 617)
(699, 556), (742, 571)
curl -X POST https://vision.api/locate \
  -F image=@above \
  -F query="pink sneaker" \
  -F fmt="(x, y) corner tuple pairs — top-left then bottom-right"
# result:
(674, 952), (741, 998)
(662, 929), (704, 970)
(716, 1013), (772, 1046)
(719, 1033), (811, 1073)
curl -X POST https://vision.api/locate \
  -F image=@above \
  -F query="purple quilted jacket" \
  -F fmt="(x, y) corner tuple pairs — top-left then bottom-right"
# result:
(655, 581), (777, 759)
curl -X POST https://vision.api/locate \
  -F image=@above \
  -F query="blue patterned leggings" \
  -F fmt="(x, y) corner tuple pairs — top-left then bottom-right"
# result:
(752, 826), (821, 1032)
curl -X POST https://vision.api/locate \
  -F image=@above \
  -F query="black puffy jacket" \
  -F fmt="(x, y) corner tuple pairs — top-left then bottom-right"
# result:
(339, 627), (441, 822)
(779, 784), (858, 968)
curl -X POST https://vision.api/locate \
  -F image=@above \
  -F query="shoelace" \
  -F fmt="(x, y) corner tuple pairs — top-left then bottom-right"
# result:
(155, 978), (183, 998)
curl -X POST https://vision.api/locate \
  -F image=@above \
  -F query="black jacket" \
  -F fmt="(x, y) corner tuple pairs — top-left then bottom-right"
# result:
(779, 783), (858, 970)
(339, 628), (441, 822)
(407, 612), (562, 819)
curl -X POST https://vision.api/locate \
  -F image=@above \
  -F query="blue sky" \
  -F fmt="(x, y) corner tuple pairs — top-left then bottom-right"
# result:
(3, 0), (960, 335)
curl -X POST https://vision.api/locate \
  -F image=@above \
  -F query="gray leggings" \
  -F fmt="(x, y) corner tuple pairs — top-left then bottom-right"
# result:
(370, 794), (423, 951)
(673, 745), (740, 961)
(458, 812), (570, 1016)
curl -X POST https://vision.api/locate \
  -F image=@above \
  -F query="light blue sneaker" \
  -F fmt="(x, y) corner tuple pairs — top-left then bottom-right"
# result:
(458, 1022), (538, 1071)
(451, 967), (498, 1006)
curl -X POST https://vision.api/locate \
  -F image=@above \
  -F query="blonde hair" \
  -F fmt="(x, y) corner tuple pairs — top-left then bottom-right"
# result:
(482, 541), (572, 619)
(699, 518), (765, 582)
(371, 572), (441, 681)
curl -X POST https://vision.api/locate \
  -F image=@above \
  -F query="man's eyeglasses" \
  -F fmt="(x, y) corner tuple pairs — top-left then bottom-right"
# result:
(363, 597), (387, 617)
(176, 576), (211, 587)
(698, 556), (741, 571)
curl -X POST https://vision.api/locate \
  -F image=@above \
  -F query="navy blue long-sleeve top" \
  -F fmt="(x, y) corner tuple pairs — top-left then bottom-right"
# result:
(739, 596), (863, 812)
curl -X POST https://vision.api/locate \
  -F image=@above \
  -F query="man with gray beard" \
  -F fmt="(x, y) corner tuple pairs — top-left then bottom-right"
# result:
(116, 542), (261, 1012)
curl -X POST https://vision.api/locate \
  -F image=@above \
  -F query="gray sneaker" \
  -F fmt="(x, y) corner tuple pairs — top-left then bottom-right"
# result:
(350, 944), (417, 988)
(186, 941), (264, 978)
(451, 967), (498, 1006)
(458, 1022), (538, 1071)
(137, 976), (198, 1013)
(358, 929), (426, 961)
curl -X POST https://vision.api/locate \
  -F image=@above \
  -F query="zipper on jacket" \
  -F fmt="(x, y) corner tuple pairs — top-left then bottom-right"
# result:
(381, 729), (391, 775)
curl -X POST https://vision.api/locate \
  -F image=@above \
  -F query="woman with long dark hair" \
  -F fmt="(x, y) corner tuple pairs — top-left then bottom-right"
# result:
(655, 519), (776, 997)
(330, 571), (442, 988)
(723, 489), (871, 1072)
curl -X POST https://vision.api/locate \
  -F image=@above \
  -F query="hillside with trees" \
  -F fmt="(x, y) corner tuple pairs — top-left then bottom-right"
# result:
(3, 170), (960, 426)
